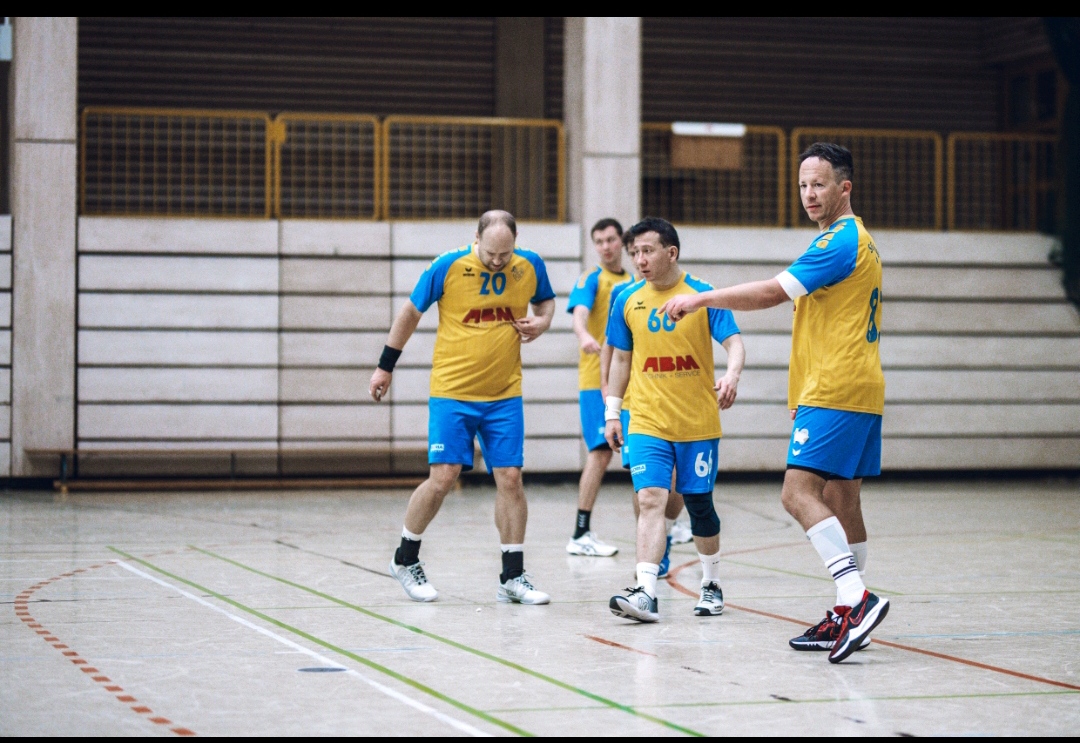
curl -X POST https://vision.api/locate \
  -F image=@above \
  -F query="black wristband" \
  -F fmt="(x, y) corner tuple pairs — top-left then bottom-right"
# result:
(378, 345), (403, 372)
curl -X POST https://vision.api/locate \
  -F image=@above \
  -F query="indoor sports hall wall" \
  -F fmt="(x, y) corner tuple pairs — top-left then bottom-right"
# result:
(17, 217), (1071, 479)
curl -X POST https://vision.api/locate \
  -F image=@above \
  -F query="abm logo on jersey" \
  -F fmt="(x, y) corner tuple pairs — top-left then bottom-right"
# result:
(642, 355), (700, 373)
(462, 307), (515, 324)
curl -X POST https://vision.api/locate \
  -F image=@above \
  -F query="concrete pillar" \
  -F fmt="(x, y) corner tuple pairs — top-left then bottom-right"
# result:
(9, 17), (78, 476)
(495, 17), (545, 119)
(563, 17), (641, 255)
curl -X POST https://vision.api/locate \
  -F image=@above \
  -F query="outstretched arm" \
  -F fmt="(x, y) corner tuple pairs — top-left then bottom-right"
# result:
(368, 301), (423, 402)
(662, 279), (790, 321)
(715, 334), (745, 410)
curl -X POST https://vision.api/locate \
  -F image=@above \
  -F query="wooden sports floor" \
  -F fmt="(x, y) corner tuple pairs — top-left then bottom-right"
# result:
(2, 477), (1077, 736)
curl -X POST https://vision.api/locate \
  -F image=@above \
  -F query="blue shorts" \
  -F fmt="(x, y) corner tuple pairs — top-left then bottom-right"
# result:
(787, 405), (882, 480)
(620, 409), (631, 469)
(428, 396), (524, 473)
(579, 389), (609, 451)
(627, 434), (719, 495)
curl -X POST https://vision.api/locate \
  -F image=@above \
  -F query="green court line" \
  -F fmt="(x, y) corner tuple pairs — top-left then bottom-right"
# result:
(484, 688), (1079, 713)
(193, 545), (707, 737)
(107, 547), (532, 737)
(720, 557), (902, 596)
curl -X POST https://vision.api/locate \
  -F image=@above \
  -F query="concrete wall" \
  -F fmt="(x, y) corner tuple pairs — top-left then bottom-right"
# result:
(10, 217), (1080, 477)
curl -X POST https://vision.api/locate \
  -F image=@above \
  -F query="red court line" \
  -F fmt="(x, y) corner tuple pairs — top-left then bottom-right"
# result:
(666, 558), (1080, 692)
(15, 562), (197, 736)
(583, 634), (659, 657)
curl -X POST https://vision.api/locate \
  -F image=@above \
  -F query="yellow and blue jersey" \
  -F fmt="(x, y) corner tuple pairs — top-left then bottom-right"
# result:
(606, 273), (740, 442)
(410, 244), (555, 402)
(567, 265), (629, 390)
(777, 216), (884, 415)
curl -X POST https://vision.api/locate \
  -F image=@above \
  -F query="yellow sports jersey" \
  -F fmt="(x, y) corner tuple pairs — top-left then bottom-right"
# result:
(410, 244), (555, 401)
(567, 265), (629, 390)
(778, 216), (885, 415)
(607, 274), (740, 441)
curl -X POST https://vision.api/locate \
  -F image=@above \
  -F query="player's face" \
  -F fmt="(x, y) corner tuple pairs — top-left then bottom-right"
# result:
(799, 157), (850, 223)
(592, 226), (622, 265)
(632, 231), (676, 282)
(625, 241), (643, 279)
(475, 224), (516, 271)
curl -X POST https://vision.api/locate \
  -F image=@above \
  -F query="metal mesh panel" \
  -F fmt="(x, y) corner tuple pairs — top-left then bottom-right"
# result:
(274, 115), (380, 219)
(383, 117), (564, 221)
(791, 129), (943, 229)
(641, 125), (786, 226)
(948, 133), (1058, 232)
(81, 108), (271, 218)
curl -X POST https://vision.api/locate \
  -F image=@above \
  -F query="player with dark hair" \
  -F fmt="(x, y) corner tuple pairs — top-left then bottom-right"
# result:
(564, 218), (628, 558)
(369, 209), (557, 605)
(662, 143), (888, 662)
(605, 217), (745, 622)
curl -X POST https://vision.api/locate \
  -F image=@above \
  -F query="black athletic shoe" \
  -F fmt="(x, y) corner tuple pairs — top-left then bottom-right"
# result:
(829, 591), (889, 663)
(789, 611), (872, 651)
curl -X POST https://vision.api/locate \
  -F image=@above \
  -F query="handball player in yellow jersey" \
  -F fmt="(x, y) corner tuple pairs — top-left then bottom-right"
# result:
(565, 218), (629, 558)
(604, 217), (745, 622)
(662, 143), (888, 662)
(369, 210), (556, 605)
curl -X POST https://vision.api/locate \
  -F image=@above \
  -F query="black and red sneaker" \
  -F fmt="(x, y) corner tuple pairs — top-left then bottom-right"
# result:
(828, 591), (889, 663)
(789, 611), (872, 651)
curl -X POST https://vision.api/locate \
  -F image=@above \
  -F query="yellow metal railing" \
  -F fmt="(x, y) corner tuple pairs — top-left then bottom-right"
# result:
(80, 107), (273, 218)
(947, 132), (1058, 232)
(272, 113), (381, 220)
(791, 128), (944, 230)
(641, 124), (786, 226)
(382, 116), (565, 222)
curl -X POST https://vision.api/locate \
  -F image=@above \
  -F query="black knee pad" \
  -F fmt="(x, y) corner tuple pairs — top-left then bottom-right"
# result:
(682, 492), (720, 537)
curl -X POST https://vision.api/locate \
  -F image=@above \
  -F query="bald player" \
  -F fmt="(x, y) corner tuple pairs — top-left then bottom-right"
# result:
(369, 210), (556, 605)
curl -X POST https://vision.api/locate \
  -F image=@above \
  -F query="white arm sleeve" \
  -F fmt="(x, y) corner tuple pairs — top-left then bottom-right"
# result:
(775, 270), (808, 300)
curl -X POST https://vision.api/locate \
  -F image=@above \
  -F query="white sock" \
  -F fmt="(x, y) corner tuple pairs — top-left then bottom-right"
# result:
(500, 543), (523, 553)
(402, 526), (423, 541)
(636, 562), (659, 598)
(806, 517), (866, 608)
(850, 541), (868, 575)
(665, 518), (675, 533)
(699, 550), (721, 585)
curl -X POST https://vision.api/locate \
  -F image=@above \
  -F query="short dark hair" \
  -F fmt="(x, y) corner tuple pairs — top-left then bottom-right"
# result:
(625, 217), (680, 256)
(590, 218), (623, 239)
(478, 210), (517, 237)
(799, 142), (853, 183)
(621, 229), (635, 248)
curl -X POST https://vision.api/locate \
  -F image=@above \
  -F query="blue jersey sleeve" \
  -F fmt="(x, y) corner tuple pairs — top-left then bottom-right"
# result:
(516, 248), (557, 304)
(605, 288), (634, 351)
(786, 223), (858, 295)
(567, 267), (600, 313)
(409, 247), (468, 312)
(708, 308), (740, 344)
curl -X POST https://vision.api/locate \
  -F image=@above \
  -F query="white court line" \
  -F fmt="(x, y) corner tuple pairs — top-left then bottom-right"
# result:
(115, 560), (491, 737)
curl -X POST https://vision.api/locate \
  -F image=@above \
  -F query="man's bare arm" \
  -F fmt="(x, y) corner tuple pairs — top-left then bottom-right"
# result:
(603, 348), (632, 450)
(715, 334), (745, 410)
(663, 279), (790, 320)
(368, 301), (423, 402)
(516, 298), (555, 343)
(599, 342), (614, 398)
(573, 305), (601, 354)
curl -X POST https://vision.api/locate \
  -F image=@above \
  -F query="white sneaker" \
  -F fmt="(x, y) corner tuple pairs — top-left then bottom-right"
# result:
(694, 581), (724, 616)
(389, 559), (438, 602)
(609, 586), (659, 622)
(497, 573), (550, 604)
(566, 531), (619, 557)
(669, 519), (693, 545)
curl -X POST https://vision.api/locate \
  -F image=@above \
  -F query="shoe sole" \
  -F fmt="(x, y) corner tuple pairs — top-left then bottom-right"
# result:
(497, 593), (550, 605)
(609, 596), (658, 623)
(694, 605), (724, 616)
(565, 547), (619, 557)
(388, 561), (437, 602)
(829, 600), (889, 663)
(789, 636), (873, 651)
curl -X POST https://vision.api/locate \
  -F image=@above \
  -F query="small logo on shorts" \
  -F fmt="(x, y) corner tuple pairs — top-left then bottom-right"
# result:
(597, 426), (606, 435)
(430, 443), (445, 452)
(630, 464), (646, 475)
(793, 427), (810, 445)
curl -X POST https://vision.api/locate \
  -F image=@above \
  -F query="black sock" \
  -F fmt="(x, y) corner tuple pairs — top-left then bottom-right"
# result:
(395, 536), (421, 566)
(500, 550), (524, 583)
(573, 509), (591, 539)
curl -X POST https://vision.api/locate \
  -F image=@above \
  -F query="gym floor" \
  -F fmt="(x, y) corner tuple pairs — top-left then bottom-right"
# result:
(2, 476), (1077, 736)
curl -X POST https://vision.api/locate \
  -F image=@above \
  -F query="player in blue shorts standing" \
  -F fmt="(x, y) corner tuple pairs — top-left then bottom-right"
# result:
(604, 217), (745, 622)
(368, 210), (556, 605)
(564, 218), (629, 557)
(662, 143), (888, 662)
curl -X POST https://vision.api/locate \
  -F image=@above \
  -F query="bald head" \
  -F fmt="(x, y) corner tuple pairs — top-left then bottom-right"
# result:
(475, 210), (517, 271)
(477, 210), (517, 238)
